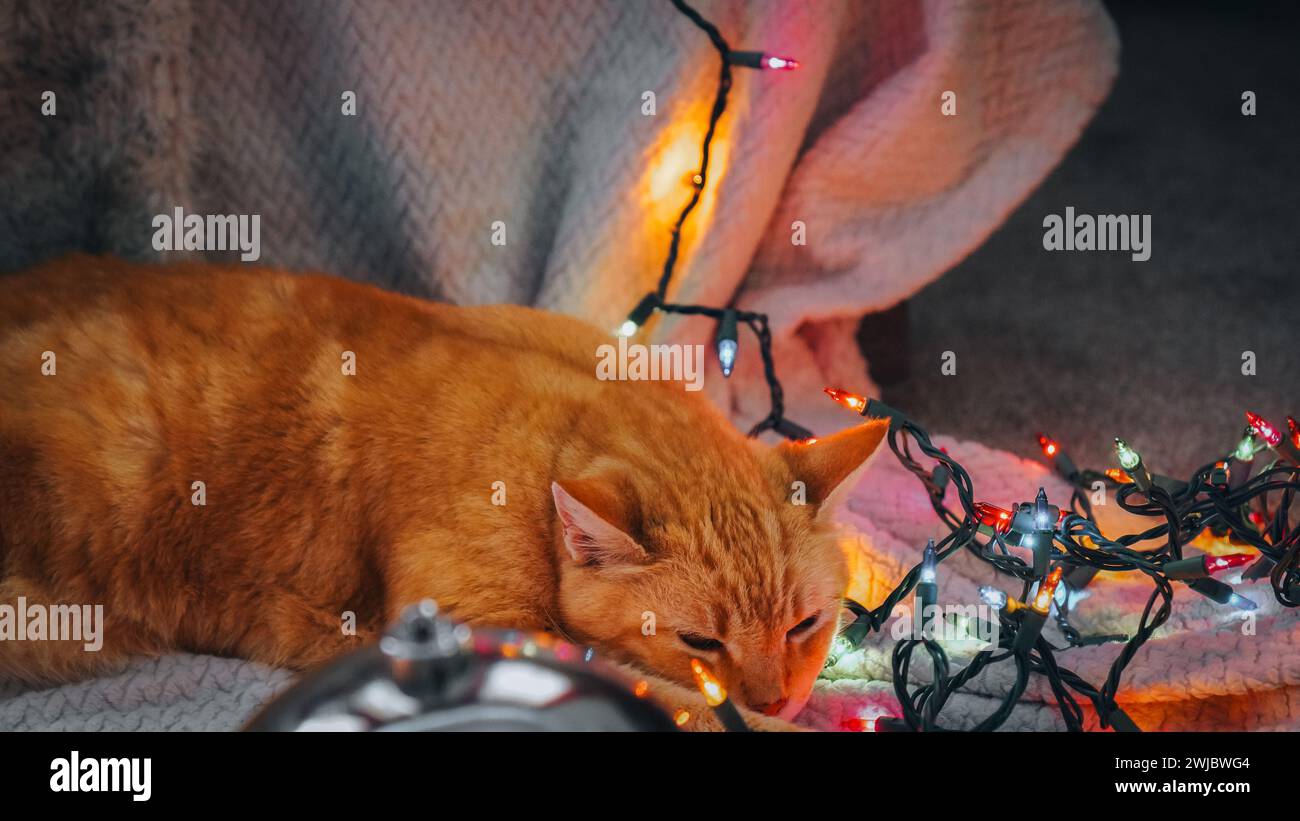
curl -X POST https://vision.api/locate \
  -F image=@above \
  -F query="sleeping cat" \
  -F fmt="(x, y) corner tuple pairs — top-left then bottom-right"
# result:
(0, 255), (887, 730)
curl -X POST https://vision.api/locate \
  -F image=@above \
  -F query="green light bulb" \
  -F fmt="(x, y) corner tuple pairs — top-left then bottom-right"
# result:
(1114, 438), (1141, 471)
(1234, 434), (1256, 462)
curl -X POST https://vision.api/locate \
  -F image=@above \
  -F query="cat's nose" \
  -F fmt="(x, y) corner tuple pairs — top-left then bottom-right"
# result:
(754, 697), (788, 716)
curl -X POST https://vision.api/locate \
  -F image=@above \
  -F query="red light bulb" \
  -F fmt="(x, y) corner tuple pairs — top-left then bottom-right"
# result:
(1203, 553), (1254, 575)
(1246, 411), (1283, 447)
(974, 502), (1013, 534)
(730, 50), (802, 72)
(1037, 433), (1059, 458)
(1287, 416), (1300, 450)
(823, 387), (867, 413)
(763, 54), (799, 70)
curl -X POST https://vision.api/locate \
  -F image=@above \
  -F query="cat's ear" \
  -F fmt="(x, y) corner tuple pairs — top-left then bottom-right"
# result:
(551, 479), (646, 567)
(776, 419), (889, 517)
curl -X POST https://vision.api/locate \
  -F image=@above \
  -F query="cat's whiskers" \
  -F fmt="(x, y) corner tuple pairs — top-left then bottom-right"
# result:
(538, 605), (580, 646)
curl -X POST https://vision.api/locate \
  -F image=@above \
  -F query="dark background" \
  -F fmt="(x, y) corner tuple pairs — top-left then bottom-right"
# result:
(878, 0), (1300, 477)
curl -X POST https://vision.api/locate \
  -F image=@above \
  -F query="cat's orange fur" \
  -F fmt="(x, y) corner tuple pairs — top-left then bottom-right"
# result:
(0, 255), (887, 730)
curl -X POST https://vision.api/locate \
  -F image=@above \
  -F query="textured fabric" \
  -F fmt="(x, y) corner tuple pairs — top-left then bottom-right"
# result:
(0, 655), (292, 731)
(0, 0), (1117, 433)
(6, 446), (1298, 731)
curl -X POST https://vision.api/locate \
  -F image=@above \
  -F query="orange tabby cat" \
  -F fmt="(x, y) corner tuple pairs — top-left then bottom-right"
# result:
(0, 254), (887, 730)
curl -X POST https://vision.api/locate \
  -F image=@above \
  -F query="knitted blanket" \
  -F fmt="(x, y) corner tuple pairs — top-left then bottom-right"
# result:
(1, 0), (1117, 431)
(6, 439), (1298, 731)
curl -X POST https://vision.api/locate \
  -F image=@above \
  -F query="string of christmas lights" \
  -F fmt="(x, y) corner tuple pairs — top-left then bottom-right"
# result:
(826, 390), (1300, 732)
(618, 0), (810, 440)
(628, 1), (1298, 733)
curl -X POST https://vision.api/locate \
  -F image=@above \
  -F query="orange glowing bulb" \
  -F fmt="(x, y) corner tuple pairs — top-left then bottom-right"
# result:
(1030, 567), (1064, 615)
(1105, 468), (1134, 485)
(823, 387), (867, 412)
(634, 680), (650, 698)
(689, 658), (728, 707)
(673, 708), (691, 727)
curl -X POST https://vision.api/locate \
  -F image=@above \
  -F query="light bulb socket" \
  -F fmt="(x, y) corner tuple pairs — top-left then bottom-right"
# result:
(1129, 464), (1155, 493)
(1185, 577), (1235, 606)
(1053, 452), (1080, 481)
(1228, 450), (1256, 490)
(710, 698), (750, 732)
(1242, 555), (1275, 581)
(930, 463), (950, 497)
(840, 616), (871, 648)
(1277, 440), (1300, 467)
(1011, 609), (1047, 654)
(915, 582), (938, 635)
(873, 717), (912, 733)
(864, 397), (908, 428)
(773, 417), (814, 442)
(727, 50), (798, 70)
(1209, 461), (1231, 486)
(624, 293), (660, 330)
(1163, 555), (1211, 581)
(1031, 532), (1053, 576)
(1065, 565), (1101, 591)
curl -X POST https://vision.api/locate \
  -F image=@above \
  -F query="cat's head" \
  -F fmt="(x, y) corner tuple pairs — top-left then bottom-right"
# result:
(550, 419), (888, 721)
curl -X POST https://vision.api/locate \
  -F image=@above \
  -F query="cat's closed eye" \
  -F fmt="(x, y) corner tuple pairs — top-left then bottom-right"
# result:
(678, 632), (723, 652)
(787, 614), (818, 638)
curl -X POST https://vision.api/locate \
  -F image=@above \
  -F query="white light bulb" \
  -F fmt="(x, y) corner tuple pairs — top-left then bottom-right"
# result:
(979, 586), (1006, 609)
(717, 339), (737, 377)
(919, 539), (937, 584)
